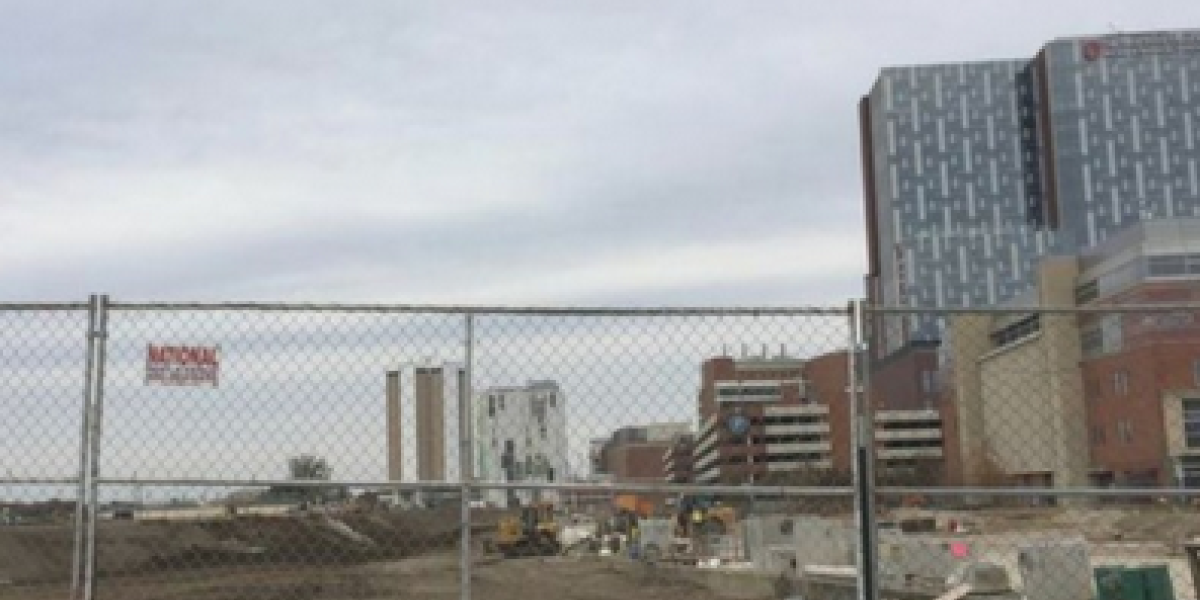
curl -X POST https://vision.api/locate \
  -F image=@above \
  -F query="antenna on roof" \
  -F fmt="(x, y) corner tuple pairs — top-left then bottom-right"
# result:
(1107, 22), (1122, 34)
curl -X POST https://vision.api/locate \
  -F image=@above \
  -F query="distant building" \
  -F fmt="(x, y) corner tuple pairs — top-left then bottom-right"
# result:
(1076, 220), (1200, 488)
(692, 352), (852, 484)
(385, 370), (403, 481)
(942, 219), (1200, 488)
(866, 342), (947, 481)
(415, 367), (447, 482)
(474, 380), (568, 507)
(595, 422), (691, 484)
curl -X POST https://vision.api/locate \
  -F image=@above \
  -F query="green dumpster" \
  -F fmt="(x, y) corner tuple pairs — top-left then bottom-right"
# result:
(1094, 566), (1175, 600)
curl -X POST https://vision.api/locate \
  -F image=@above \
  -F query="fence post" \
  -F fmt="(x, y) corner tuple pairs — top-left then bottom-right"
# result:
(849, 300), (879, 600)
(70, 295), (100, 600)
(83, 295), (110, 600)
(458, 313), (475, 600)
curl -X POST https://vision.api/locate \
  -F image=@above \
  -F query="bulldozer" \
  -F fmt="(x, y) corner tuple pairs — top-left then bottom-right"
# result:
(490, 501), (561, 557)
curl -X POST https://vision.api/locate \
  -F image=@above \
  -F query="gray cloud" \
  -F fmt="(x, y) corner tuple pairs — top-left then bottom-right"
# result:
(3, 1), (1200, 305)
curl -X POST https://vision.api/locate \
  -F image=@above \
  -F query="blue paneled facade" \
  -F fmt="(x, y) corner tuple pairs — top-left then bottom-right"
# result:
(862, 29), (1200, 356)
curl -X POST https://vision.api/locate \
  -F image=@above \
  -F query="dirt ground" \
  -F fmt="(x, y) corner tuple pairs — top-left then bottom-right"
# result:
(6, 504), (1197, 600)
(4, 554), (780, 600)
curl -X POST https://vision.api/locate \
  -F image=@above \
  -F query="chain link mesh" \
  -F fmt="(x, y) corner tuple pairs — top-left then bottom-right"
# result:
(867, 307), (1200, 600)
(0, 306), (89, 600)
(89, 307), (466, 600)
(18, 301), (1200, 600)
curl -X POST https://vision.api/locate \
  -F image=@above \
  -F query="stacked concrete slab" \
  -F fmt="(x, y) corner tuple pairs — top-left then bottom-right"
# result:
(740, 515), (856, 574)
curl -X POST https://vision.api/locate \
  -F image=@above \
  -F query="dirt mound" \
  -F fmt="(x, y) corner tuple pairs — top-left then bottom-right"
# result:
(0, 509), (479, 585)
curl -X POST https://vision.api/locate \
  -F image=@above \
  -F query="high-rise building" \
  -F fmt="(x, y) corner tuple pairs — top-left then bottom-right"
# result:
(474, 380), (569, 507)
(414, 366), (446, 482)
(385, 370), (403, 481)
(862, 29), (1200, 356)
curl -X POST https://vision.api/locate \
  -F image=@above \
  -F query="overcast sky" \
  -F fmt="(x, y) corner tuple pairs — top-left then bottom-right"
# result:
(4, 2), (1200, 306)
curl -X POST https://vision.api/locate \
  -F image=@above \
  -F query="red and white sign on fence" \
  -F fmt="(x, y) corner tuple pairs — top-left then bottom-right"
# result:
(145, 345), (220, 387)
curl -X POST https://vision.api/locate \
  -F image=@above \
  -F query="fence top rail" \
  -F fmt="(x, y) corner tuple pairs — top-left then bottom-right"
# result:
(0, 302), (89, 311)
(93, 478), (855, 497)
(879, 486), (1200, 497)
(866, 303), (1200, 315)
(104, 301), (851, 317)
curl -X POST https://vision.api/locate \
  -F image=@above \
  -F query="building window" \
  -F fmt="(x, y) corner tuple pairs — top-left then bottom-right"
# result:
(1183, 400), (1200, 448)
(1081, 328), (1104, 358)
(1114, 370), (1129, 396)
(920, 370), (937, 395)
(1148, 254), (1187, 277)
(549, 394), (556, 408)
(1075, 280), (1099, 304)
(1117, 420), (1134, 444)
(989, 315), (1040, 347)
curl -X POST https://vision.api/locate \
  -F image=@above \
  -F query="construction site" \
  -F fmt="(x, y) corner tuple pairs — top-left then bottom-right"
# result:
(5, 495), (1200, 600)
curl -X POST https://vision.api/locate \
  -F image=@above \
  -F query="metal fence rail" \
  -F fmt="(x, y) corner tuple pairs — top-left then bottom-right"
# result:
(3, 297), (1200, 600)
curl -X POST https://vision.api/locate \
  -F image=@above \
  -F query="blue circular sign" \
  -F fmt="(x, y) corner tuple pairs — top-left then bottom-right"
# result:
(726, 414), (751, 437)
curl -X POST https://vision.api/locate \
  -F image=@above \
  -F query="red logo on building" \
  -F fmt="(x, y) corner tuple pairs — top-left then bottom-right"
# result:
(1082, 40), (1108, 61)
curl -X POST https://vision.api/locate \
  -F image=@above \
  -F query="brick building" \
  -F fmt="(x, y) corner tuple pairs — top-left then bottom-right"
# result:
(692, 352), (851, 484)
(596, 422), (690, 484)
(1076, 221), (1200, 487)
(942, 219), (1200, 488)
(662, 433), (695, 483)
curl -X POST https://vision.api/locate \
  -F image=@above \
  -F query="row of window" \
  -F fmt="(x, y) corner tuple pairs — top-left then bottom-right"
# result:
(1083, 313), (1200, 358)
(1091, 420), (1136, 445)
(726, 452), (829, 465)
(877, 419), (943, 431)
(717, 385), (783, 397)
(880, 439), (944, 449)
(763, 415), (826, 426)
(1076, 254), (1200, 305)
(1088, 359), (1200, 399)
(1148, 253), (1200, 277)
(486, 394), (558, 417)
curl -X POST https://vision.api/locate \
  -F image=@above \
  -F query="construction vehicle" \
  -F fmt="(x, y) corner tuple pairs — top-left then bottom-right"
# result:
(491, 501), (561, 557)
(675, 495), (737, 538)
(612, 494), (658, 518)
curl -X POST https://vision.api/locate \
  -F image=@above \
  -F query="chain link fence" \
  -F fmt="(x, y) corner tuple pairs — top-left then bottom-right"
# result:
(0, 303), (90, 600)
(864, 305), (1200, 600)
(4, 298), (1200, 600)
